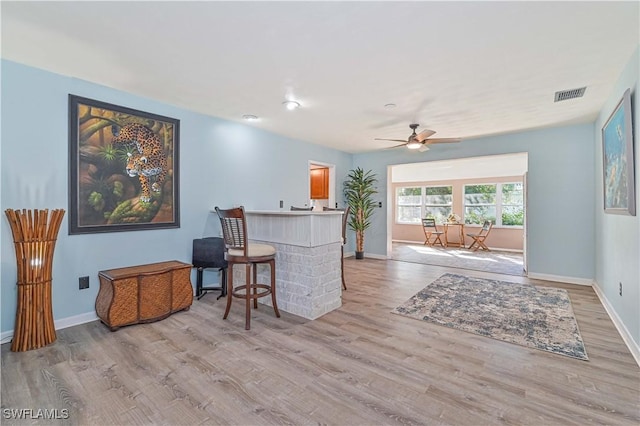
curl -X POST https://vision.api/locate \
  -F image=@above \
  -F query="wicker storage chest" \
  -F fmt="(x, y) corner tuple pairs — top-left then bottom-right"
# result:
(96, 260), (193, 330)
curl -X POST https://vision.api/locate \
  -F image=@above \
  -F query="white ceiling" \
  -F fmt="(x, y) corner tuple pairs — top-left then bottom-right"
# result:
(2, 2), (638, 154)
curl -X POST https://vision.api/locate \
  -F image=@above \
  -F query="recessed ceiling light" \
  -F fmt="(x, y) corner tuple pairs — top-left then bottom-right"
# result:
(242, 114), (259, 121)
(384, 103), (397, 109)
(282, 100), (300, 111)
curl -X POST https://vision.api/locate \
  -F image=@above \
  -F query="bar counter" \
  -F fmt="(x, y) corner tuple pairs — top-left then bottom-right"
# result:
(222, 210), (344, 320)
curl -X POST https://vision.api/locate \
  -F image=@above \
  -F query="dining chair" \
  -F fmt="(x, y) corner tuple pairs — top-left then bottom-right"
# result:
(422, 218), (445, 247)
(323, 206), (350, 290)
(466, 220), (493, 251)
(215, 206), (280, 330)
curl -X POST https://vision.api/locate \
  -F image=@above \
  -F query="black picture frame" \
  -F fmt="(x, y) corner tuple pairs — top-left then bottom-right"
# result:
(68, 95), (180, 234)
(602, 88), (636, 216)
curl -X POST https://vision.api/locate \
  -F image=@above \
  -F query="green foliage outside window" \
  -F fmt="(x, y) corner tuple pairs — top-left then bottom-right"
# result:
(501, 183), (524, 226)
(502, 206), (524, 226)
(424, 186), (452, 224)
(464, 185), (496, 224)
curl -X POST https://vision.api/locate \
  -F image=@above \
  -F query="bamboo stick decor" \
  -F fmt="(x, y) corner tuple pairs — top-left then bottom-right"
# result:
(5, 209), (65, 352)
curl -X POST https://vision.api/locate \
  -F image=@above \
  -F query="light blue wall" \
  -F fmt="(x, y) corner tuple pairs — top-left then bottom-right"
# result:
(0, 60), (352, 334)
(353, 123), (596, 280)
(4, 55), (635, 347)
(594, 46), (639, 347)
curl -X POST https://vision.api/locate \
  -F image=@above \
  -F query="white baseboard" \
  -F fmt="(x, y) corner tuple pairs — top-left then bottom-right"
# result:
(0, 311), (99, 345)
(592, 282), (640, 367)
(526, 272), (594, 286)
(392, 239), (423, 244)
(344, 251), (388, 260)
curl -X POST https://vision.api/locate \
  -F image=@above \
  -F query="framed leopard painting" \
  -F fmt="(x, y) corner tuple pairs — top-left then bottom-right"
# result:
(68, 95), (180, 234)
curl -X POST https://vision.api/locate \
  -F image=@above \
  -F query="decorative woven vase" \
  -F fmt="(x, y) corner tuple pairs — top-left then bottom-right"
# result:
(5, 209), (65, 352)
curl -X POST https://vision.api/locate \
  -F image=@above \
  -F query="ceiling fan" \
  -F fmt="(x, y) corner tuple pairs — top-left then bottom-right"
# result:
(375, 124), (461, 152)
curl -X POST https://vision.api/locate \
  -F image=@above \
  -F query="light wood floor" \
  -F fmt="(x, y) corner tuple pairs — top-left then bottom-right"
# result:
(2, 258), (639, 425)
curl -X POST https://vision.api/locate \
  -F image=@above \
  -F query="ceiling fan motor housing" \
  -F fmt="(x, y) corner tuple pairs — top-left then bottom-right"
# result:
(409, 124), (420, 141)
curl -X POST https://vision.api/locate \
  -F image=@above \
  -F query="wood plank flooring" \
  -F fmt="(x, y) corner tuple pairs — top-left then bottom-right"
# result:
(2, 258), (639, 425)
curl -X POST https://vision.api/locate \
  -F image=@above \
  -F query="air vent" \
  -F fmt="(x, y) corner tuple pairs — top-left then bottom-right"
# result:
(554, 87), (586, 102)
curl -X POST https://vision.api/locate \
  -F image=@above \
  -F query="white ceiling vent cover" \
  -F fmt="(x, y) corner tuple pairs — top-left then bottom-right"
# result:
(554, 87), (587, 102)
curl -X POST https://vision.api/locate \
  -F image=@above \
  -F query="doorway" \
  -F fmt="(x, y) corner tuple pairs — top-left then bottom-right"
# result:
(386, 153), (528, 276)
(308, 161), (336, 211)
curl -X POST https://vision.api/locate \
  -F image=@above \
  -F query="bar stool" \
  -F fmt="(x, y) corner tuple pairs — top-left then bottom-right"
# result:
(323, 206), (350, 290)
(215, 206), (280, 330)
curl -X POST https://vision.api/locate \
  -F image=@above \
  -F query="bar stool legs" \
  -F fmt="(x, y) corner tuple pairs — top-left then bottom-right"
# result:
(215, 206), (280, 331)
(223, 261), (280, 330)
(269, 259), (280, 318)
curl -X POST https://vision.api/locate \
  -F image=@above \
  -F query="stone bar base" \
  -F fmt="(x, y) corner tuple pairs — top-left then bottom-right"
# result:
(231, 240), (342, 320)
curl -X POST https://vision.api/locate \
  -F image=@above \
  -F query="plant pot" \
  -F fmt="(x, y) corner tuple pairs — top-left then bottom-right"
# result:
(355, 251), (364, 259)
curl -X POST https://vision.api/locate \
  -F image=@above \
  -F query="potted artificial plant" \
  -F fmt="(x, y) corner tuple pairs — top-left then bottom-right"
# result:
(343, 167), (378, 259)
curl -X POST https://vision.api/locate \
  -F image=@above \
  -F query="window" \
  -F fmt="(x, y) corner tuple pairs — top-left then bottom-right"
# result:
(396, 185), (453, 224)
(464, 183), (523, 226)
(424, 186), (452, 224)
(464, 184), (497, 225)
(501, 183), (524, 226)
(396, 187), (422, 224)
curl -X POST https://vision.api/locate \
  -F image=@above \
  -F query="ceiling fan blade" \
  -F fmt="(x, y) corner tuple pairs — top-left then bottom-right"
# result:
(375, 138), (409, 143)
(384, 143), (408, 150)
(424, 138), (462, 144)
(416, 129), (436, 142)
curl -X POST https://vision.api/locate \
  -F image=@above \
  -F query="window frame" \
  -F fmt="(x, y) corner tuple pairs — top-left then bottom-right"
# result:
(395, 185), (453, 225)
(500, 182), (525, 227)
(462, 182), (523, 228)
(423, 185), (453, 225)
(395, 186), (423, 225)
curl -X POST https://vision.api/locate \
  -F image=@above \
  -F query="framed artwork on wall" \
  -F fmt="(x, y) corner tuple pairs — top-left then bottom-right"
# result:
(68, 95), (180, 234)
(602, 88), (635, 216)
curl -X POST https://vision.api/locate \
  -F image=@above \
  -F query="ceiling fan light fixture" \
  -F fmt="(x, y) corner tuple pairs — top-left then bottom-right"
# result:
(283, 100), (300, 111)
(406, 140), (422, 150)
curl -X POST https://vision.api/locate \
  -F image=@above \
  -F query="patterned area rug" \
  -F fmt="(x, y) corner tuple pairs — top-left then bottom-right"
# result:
(392, 273), (588, 360)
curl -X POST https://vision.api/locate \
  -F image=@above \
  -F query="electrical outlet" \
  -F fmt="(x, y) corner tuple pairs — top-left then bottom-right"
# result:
(79, 276), (89, 290)
(378, 201), (383, 208)
(619, 282), (622, 296)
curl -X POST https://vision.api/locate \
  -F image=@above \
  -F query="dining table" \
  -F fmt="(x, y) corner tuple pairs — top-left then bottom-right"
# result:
(443, 222), (465, 248)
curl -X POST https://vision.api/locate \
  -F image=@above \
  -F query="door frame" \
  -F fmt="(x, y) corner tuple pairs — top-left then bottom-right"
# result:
(385, 154), (529, 276)
(308, 160), (336, 208)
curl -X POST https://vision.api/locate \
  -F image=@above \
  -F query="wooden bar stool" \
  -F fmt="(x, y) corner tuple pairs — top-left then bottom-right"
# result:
(323, 206), (350, 290)
(215, 206), (280, 330)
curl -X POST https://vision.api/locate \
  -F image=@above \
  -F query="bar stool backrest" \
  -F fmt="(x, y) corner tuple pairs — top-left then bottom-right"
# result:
(215, 206), (248, 257)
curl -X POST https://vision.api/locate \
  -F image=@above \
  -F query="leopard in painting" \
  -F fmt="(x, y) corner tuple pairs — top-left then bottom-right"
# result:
(125, 152), (167, 202)
(113, 123), (168, 202)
